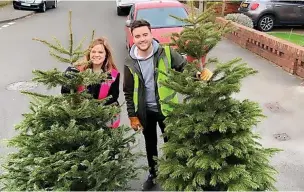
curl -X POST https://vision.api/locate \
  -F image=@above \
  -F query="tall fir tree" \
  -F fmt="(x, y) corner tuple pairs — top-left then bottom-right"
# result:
(156, 1), (281, 191)
(0, 11), (142, 191)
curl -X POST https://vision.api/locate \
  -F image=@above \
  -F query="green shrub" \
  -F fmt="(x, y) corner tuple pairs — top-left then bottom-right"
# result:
(225, 13), (254, 28)
(0, 0), (12, 8)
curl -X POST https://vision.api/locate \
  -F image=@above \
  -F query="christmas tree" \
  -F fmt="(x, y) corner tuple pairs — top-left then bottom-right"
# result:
(156, 57), (281, 191)
(155, 1), (281, 190)
(0, 11), (142, 191)
(169, 1), (233, 68)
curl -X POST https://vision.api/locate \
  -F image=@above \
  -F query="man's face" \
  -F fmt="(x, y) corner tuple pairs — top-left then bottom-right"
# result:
(132, 26), (153, 51)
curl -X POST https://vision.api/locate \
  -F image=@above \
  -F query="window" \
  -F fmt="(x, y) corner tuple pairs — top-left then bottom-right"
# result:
(135, 7), (189, 28)
(272, 0), (304, 3)
(130, 5), (135, 20)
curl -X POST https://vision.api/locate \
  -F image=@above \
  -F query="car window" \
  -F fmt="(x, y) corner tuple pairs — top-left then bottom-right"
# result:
(272, 0), (304, 3)
(130, 5), (135, 20)
(289, 0), (304, 4)
(135, 7), (188, 28)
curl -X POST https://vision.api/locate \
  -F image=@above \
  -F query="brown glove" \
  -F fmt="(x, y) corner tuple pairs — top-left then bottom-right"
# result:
(200, 68), (213, 81)
(129, 117), (143, 131)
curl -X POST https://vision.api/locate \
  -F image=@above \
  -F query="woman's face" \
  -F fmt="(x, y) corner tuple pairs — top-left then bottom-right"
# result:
(90, 44), (106, 66)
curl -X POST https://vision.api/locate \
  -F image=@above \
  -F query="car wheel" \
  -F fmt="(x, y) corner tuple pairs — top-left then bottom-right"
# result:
(52, 0), (57, 8)
(257, 15), (275, 32)
(39, 2), (46, 12)
(117, 7), (123, 16)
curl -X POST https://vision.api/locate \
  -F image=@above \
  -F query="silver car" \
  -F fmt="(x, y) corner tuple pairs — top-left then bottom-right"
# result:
(116, 0), (151, 16)
(238, 0), (304, 32)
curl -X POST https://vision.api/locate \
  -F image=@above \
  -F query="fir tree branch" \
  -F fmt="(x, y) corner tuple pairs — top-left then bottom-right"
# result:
(32, 38), (70, 55)
(21, 90), (49, 98)
(49, 50), (71, 63)
(169, 14), (193, 25)
(52, 36), (70, 54)
(91, 29), (95, 43)
(73, 36), (87, 54)
(68, 10), (73, 61)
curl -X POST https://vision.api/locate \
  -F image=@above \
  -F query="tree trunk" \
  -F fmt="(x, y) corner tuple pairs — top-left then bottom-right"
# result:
(221, 0), (226, 16)
(199, 0), (204, 12)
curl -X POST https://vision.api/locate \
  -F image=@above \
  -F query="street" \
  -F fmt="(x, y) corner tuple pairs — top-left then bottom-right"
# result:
(0, 1), (304, 191)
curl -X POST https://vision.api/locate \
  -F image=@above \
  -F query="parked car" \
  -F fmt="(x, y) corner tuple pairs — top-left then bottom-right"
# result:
(13, 0), (57, 12)
(116, 0), (150, 16)
(124, 0), (189, 50)
(238, 0), (304, 32)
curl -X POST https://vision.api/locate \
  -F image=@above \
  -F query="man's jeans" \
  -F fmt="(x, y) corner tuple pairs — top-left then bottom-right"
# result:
(143, 110), (168, 176)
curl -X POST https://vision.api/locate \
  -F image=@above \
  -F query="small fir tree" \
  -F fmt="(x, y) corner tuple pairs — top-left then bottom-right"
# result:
(169, 1), (232, 68)
(0, 11), (142, 191)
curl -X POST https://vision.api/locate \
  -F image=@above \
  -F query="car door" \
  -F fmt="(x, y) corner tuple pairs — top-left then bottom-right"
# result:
(295, 0), (304, 24)
(272, 0), (302, 24)
(46, 0), (55, 7)
(125, 5), (135, 48)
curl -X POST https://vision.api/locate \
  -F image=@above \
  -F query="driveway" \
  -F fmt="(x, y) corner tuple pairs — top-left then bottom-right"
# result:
(207, 39), (304, 191)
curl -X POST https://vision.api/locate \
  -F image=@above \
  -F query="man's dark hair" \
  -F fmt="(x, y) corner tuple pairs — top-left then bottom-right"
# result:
(130, 19), (151, 34)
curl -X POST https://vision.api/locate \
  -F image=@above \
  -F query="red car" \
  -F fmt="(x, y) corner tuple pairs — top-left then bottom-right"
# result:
(124, 0), (189, 50)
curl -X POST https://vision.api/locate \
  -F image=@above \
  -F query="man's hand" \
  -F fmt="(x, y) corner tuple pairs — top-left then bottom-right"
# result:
(129, 117), (143, 131)
(197, 68), (213, 81)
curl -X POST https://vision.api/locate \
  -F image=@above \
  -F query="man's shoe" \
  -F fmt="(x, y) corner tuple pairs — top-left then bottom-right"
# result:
(142, 174), (156, 191)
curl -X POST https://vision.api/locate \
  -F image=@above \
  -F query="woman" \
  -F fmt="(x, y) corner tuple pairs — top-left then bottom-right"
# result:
(61, 37), (120, 128)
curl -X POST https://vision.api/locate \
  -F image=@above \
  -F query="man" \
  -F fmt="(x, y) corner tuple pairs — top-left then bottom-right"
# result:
(123, 19), (213, 190)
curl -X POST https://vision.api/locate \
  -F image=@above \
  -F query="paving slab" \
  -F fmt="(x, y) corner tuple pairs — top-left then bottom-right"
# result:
(0, 4), (35, 24)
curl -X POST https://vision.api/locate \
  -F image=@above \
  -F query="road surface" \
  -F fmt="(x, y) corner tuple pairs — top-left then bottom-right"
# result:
(0, 1), (303, 191)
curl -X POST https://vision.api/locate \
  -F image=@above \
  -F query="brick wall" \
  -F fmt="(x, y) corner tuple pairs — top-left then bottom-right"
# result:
(211, 2), (241, 15)
(216, 17), (304, 78)
(183, 1), (240, 16)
